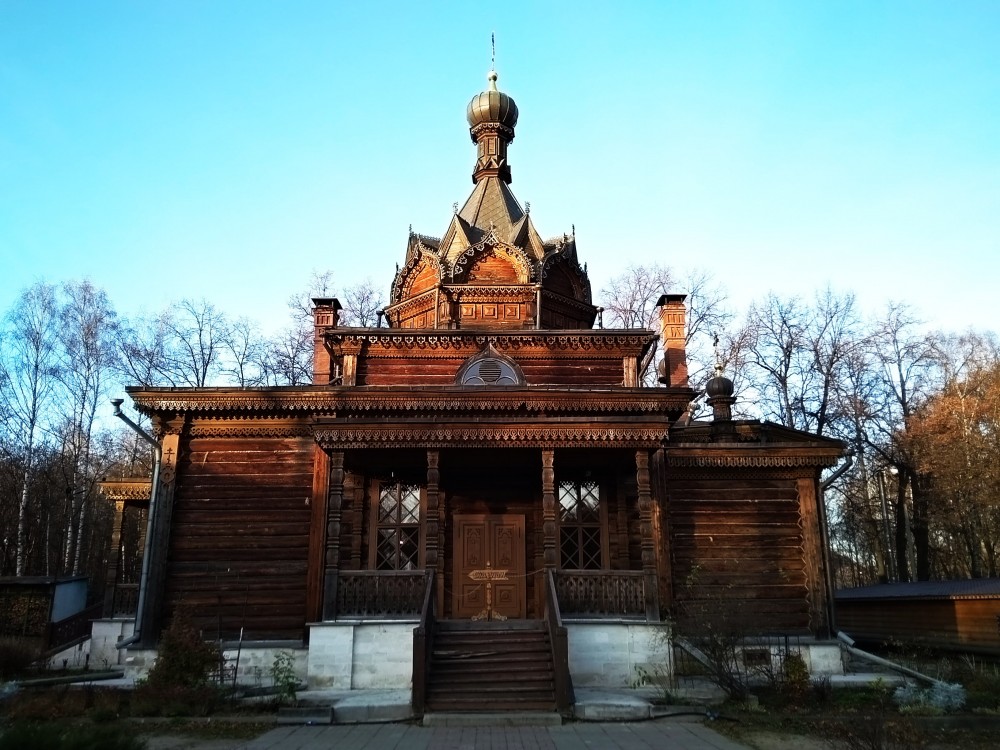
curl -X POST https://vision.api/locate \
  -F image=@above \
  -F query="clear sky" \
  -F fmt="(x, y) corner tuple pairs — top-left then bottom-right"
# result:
(2, 1), (998, 336)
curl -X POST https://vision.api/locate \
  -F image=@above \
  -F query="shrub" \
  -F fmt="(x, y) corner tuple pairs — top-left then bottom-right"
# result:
(270, 651), (298, 705)
(780, 651), (810, 702)
(0, 637), (40, 680)
(0, 722), (145, 750)
(143, 613), (220, 689)
(893, 681), (966, 714)
(132, 612), (222, 716)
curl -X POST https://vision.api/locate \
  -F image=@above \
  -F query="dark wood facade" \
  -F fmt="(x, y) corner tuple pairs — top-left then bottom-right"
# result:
(125, 70), (844, 651)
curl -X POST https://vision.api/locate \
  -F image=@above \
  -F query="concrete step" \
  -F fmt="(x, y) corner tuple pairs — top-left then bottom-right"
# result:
(423, 711), (562, 727)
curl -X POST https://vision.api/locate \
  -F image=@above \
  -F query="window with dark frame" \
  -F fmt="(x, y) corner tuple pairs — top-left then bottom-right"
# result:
(559, 479), (602, 569)
(374, 482), (421, 571)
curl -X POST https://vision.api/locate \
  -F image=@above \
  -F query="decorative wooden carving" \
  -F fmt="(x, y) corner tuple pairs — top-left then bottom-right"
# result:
(636, 450), (659, 621)
(426, 450), (440, 576)
(542, 450), (556, 569)
(555, 571), (646, 618)
(336, 571), (426, 618)
(314, 424), (670, 450)
(322, 451), (345, 621)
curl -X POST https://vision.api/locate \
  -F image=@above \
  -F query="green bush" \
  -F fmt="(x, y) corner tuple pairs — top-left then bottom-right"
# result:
(0, 637), (40, 680)
(0, 722), (145, 750)
(132, 612), (223, 716)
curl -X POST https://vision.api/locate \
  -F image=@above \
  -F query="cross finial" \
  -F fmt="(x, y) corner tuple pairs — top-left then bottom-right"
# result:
(453, 202), (459, 214)
(713, 333), (723, 376)
(491, 32), (496, 71)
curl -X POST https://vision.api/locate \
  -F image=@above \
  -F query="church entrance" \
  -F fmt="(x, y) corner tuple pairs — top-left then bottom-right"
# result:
(452, 514), (526, 620)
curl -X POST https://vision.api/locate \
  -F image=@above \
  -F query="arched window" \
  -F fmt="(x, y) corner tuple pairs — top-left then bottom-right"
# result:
(455, 343), (526, 386)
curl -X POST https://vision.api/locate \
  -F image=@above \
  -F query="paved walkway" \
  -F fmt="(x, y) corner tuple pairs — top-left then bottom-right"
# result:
(236, 719), (751, 749)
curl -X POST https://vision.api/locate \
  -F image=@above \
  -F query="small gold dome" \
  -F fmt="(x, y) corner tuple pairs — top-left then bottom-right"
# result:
(466, 71), (518, 130)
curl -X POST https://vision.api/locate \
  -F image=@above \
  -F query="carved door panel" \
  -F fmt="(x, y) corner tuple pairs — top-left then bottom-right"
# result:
(452, 514), (525, 620)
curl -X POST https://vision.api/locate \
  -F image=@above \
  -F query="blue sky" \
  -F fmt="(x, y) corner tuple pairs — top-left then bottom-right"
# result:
(2, 1), (998, 335)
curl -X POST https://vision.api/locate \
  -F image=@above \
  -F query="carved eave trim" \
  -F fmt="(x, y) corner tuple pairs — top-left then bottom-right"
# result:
(327, 330), (656, 352)
(314, 424), (669, 449)
(441, 284), (536, 302)
(187, 421), (315, 438)
(127, 386), (693, 417)
(665, 449), (842, 469)
(127, 389), (340, 417)
(99, 479), (152, 504)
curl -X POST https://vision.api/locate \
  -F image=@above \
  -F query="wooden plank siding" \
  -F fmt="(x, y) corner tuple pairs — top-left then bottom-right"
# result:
(166, 436), (313, 641)
(667, 477), (812, 634)
(837, 599), (1000, 655)
(356, 357), (625, 387)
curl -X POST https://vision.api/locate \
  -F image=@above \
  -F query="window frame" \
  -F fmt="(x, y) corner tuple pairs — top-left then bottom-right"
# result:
(556, 477), (609, 570)
(367, 479), (425, 571)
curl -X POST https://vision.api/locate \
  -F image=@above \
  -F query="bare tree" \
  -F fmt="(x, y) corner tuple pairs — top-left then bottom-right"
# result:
(341, 279), (385, 327)
(115, 311), (178, 387)
(744, 287), (862, 438)
(0, 282), (60, 575)
(223, 316), (266, 386)
(56, 280), (118, 574)
(600, 264), (733, 388)
(164, 299), (231, 387)
(601, 263), (675, 330)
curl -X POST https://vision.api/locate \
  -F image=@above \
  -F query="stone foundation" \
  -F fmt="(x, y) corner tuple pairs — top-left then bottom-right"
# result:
(307, 621), (416, 689)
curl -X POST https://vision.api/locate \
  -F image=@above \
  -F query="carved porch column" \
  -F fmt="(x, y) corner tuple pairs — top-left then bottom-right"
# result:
(322, 450), (346, 621)
(426, 450), (442, 613)
(636, 449), (660, 622)
(102, 501), (126, 618)
(542, 449), (557, 569)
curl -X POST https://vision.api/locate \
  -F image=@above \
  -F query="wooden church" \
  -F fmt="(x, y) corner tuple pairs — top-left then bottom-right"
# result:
(111, 70), (845, 712)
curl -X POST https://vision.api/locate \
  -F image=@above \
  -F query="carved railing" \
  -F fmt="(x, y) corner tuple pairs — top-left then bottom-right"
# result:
(411, 570), (436, 716)
(555, 570), (649, 620)
(542, 569), (574, 713)
(112, 583), (139, 616)
(335, 570), (427, 619)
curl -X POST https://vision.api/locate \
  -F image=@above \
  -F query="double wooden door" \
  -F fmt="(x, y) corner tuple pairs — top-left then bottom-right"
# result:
(452, 514), (525, 620)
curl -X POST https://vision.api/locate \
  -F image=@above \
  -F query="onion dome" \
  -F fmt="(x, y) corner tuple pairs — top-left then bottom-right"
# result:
(705, 370), (735, 399)
(467, 71), (518, 130)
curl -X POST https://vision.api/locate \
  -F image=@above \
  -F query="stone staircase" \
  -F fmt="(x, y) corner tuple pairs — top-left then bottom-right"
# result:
(426, 620), (557, 712)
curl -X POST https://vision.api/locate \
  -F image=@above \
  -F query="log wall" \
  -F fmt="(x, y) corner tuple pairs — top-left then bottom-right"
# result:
(166, 435), (313, 641)
(357, 354), (624, 386)
(667, 476), (812, 633)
